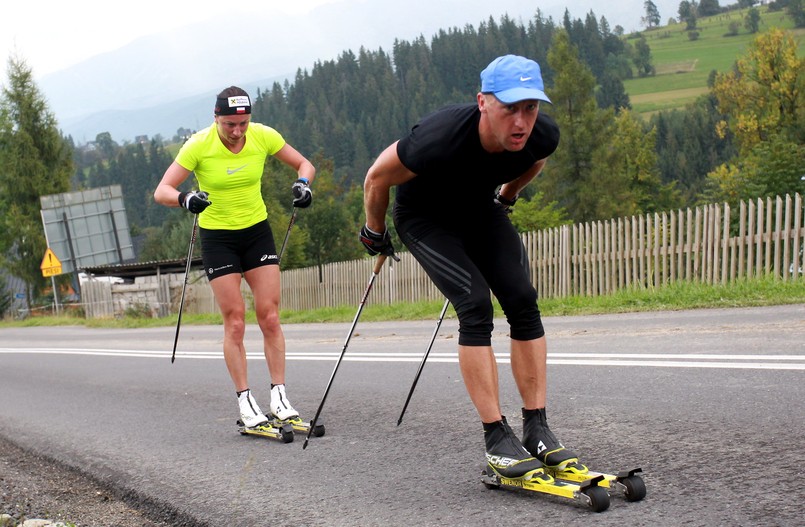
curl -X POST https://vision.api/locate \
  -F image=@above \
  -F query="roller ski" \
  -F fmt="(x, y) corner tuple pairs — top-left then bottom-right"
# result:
(237, 419), (295, 443)
(481, 466), (610, 512)
(547, 463), (646, 502)
(268, 414), (325, 437)
(480, 417), (610, 512)
(235, 388), (295, 443)
(267, 384), (325, 438)
(521, 408), (646, 503)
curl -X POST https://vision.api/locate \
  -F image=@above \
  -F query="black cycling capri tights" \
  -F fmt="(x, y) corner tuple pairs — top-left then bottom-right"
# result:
(394, 208), (545, 346)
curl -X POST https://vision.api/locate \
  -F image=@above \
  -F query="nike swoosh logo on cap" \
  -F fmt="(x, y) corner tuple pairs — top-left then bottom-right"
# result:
(520, 76), (532, 82)
(227, 165), (247, 175)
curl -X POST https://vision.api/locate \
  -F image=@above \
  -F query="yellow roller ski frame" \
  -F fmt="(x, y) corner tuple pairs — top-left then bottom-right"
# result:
(481, 467), (610, 512)
(237, 420), (295, 443)
(548, 464), (647, 502)
(270, 416), (326, 437)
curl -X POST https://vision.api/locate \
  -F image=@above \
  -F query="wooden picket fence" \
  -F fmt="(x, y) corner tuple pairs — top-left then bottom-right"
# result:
(280, 193), (804, 310)
(79, 193), (803, 317)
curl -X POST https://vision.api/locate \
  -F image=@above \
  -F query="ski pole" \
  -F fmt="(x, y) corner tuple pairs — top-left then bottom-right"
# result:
(303, 253), (390, 449)
(278, 208), (298, 265)
(396, 298), (450, 426)
(171, 214), (199, 363)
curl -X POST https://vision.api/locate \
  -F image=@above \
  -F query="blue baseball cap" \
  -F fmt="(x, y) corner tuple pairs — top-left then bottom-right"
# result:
(480, 55), (551, 104)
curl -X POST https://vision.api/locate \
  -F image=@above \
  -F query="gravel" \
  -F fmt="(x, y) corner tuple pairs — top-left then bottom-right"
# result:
(0, 435), (186, 527)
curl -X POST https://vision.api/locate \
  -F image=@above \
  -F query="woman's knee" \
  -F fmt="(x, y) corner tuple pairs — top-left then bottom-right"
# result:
(222, 313), (246, 340)
(256, 309), (281, 334)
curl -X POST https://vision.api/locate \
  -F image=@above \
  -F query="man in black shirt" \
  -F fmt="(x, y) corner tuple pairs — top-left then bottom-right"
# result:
(361, 55), (581, 482)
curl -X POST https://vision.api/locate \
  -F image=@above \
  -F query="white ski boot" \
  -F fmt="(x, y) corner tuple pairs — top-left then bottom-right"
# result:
(237, 389), (269, 428)
(269, 384), (299, 421)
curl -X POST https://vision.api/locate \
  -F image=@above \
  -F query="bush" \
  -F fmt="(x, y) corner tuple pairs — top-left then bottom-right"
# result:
(725, 22), (741, 36)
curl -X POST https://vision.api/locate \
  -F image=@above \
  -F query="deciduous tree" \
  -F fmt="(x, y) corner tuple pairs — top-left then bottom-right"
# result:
(509, 192), (570, 232)
(745, 8), (761, 33)
(633, 36), (655, 77)
(708, 29), (805, 199)
(595, 110), (680, 218)
(698, 0), (721, 17)
(713, 28), (805, 152)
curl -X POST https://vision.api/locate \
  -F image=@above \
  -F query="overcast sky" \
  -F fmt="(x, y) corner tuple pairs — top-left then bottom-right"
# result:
(2, 0), (683, 82)
(1, 0), (343, 78)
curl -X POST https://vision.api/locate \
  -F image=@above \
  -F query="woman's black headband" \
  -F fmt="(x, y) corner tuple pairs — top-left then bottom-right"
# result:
(214, 95), (251, 115)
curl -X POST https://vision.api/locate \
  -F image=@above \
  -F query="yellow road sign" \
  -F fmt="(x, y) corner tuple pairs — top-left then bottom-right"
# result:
(40, 247), (63, 277)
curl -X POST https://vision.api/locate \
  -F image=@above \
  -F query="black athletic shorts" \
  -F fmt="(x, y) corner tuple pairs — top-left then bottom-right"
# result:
(394, 205), (544, 346)
(199, 220), (278, 281)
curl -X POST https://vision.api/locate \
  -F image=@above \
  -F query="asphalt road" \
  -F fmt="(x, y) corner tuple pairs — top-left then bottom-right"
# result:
(1, 305), (804, 526)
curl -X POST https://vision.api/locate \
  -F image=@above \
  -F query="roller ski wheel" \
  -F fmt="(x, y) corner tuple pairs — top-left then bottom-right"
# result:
(237, 419), (295, 443)
(582, 485), (610, 513)
(620, 472), (647, 502)
(550, 464), (646, 502)
(480, 466), (610, 513)
(268, 415), (325, 437)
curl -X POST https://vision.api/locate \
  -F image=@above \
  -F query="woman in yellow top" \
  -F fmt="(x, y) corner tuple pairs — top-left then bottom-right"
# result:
(154, 86), (315, 429)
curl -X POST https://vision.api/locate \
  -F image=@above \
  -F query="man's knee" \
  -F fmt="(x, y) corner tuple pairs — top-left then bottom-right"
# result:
(455, 296), (494, 346)
(508, 305), (545, 341)
(502, 289), (544, 341)
(510, 317), (545, 341)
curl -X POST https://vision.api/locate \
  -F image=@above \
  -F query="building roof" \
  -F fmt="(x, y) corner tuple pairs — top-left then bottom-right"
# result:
(80, 257), (203, 279)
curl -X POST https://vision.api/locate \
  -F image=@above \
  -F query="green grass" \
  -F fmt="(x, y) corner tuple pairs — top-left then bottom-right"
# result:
(4, 276), (803, 329)
(539, 275), (805, 316)
(624, 8), (805, 113)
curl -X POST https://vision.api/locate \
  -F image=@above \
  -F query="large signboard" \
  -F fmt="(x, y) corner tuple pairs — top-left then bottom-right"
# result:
(40, 185), (135, 274)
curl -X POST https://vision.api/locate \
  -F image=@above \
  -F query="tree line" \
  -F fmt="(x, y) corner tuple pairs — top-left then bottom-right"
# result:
(1, 6), (803, 314)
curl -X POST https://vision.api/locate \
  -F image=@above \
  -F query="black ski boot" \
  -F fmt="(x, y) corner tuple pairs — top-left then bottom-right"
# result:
(521, 408), (581, 471)
(484, 417), (549, 481)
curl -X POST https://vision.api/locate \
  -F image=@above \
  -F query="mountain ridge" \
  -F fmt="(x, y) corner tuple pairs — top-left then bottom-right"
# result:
(39, 0), (673, 143)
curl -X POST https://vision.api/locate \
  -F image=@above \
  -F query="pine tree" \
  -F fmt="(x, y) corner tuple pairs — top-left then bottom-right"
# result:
(538, 31), (611, 223)
(649, 95), (736, 204)
(0, 56), (73, 308)
(642, 1), (662, 29)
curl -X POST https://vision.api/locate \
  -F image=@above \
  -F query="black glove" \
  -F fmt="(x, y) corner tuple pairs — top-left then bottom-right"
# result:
(494, 191), (518, 214)
(178, 190), (211, 214)
(359, 224), (396, 257)
(291, 178), (312, 208)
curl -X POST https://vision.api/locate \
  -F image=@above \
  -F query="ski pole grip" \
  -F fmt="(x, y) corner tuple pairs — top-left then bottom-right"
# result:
(373, 254), (387, 274)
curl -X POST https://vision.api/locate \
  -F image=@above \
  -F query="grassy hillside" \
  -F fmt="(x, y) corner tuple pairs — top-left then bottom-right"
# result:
(625, 7), (805, 114)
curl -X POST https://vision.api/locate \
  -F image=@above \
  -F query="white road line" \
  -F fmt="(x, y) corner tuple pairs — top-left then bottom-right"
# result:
(2, 348), (805, 370)
(4, 349), (805, 360)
